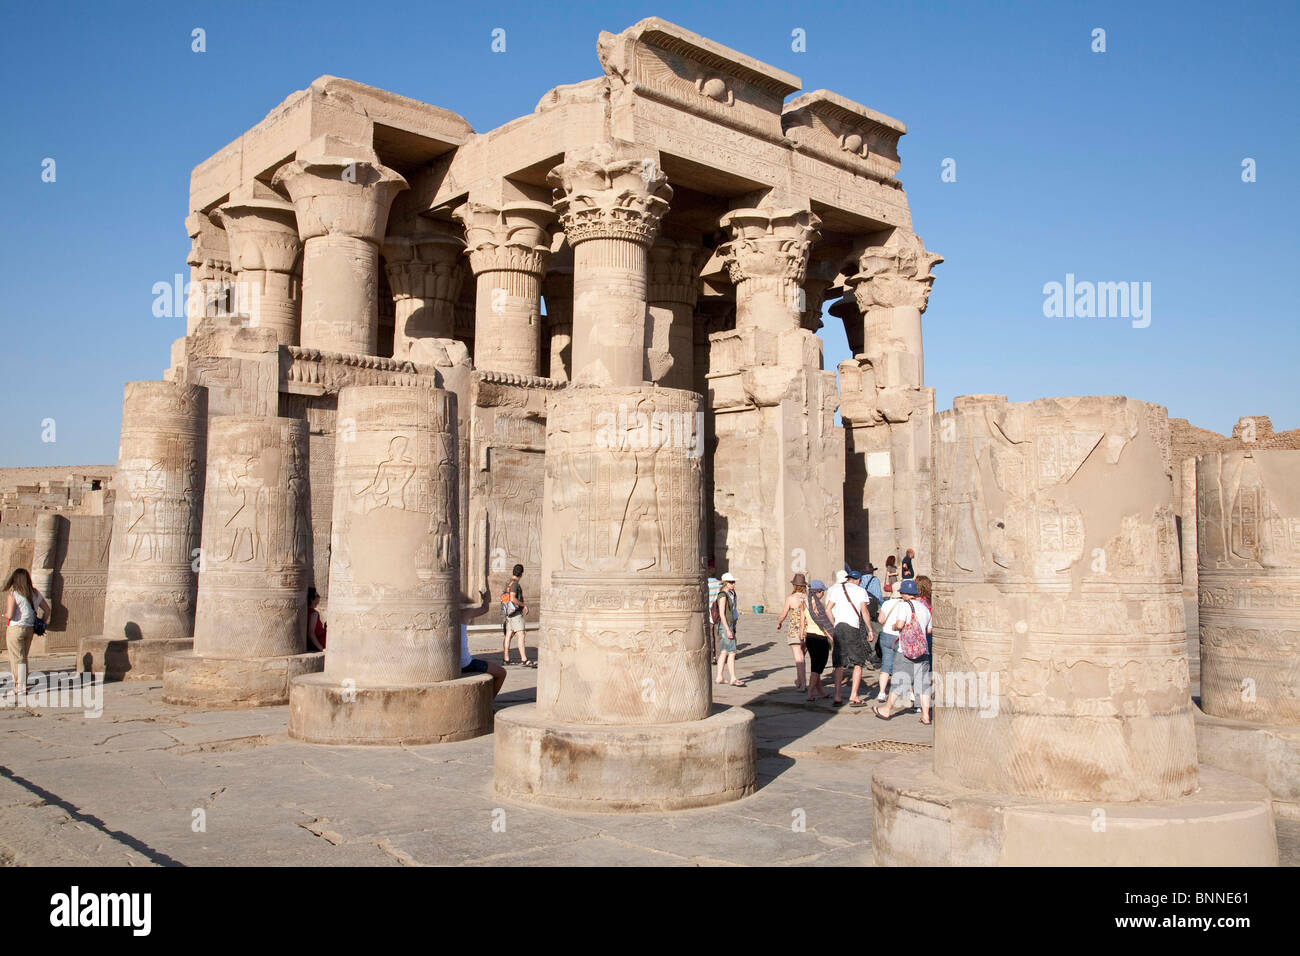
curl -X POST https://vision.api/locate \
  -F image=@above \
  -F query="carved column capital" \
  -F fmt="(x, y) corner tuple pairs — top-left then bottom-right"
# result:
(216, 185), (301, 275)
(848, 229), (943, 313)
(381, 230), (465, 303)
(453, 200), (554, 276)
(547, 145), (672, 247)
(272, 145), (408, 244)
(719, 207), (820, 285)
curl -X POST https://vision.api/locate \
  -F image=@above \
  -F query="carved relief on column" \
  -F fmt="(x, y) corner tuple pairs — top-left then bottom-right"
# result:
(548, 144), (671, 387)
(103, 381), (208, 641)
(382, 220), (465, 358)
(1197, 449), (1300, 724)
(648, 237), (706, 391)
(453, 200), (554, 376)
(273, 140), (408, 356)
(326, 385), (461, 684)
(192, 416), (311, 659)
(801, 258), (843, 335)
(538, 386), (709, 725)
(719, 208), (820, 337)
(932, 395), (1195, 802)
(216, 182), (302, 346)
(846, 228), (942, 389)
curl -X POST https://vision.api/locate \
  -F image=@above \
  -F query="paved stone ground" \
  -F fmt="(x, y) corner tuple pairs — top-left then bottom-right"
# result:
(0, 612), (1294, 867)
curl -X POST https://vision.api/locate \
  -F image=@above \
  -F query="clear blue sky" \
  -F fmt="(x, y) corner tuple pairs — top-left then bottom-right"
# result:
(1, 0), (1296, 467)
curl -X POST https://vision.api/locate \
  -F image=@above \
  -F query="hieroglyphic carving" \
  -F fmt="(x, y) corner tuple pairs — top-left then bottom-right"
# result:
(326, 385), (461, 685)
(1197, 450), (1300, 723)
(102, 381), (207, 641)
(931, 395), (1196, 803)
(192, 416), (310, 659)
(537, 385), (708, 725)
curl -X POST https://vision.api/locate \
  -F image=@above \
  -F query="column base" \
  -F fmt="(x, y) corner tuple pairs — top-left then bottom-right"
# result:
(162, 651), (324, 708)
(1195, 705), (1300, 820)
(871, 756), (1277, 866)
(77, 636), (194, 682)
(288, 672), (493, 745)
(493, 704), (756, 812)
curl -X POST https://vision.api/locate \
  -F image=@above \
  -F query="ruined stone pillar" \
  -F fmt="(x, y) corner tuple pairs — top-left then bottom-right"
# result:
(648, 238), (704, 391)
(1179, 456), (1199, 635)
(494, 386), (754, 809)
(453, 200), (553, 376)
(217, 182), (302, 346)
(184, 211), (233, 335)
(382, 223), (465, 359)
(708, 207), (842, 608)
(163, 416), (322, 706)
(841, 229), (942, 571)
(289, 385), (491, 744)
(79, 381), (206, 680)
(548, 146), (671, 386)
(1194, 449), (1300, 817)
(273, 140), (407, 356)
(871, 395), (1277, 865)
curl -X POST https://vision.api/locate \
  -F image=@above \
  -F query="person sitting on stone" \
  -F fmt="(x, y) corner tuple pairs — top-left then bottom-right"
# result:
(775, 572), (810, 692)
(462, 590), (507, 698)
(306, 587), (326, 652)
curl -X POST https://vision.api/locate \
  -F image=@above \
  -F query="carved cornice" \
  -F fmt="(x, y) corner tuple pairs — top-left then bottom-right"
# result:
(848, 229), (943, 313)
(719, 207), (820, 285)
(453, 201), (554, 276)
(548, 145), (672, 247)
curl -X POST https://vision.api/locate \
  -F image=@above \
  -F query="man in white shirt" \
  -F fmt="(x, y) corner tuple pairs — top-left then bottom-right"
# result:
(824, 570), (872, 707)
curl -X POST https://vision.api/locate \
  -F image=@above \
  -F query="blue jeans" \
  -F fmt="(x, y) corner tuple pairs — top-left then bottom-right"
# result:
(879, 632), (899, 674)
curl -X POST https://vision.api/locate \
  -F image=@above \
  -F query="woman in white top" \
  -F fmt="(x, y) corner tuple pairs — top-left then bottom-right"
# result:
(4, 568), (50, 698)
(874, 579), (933, 723)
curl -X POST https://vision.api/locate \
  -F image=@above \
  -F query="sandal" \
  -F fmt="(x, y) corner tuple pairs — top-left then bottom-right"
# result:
(920, 716), (932, 725)
(729, 679), (748, 687)
(849, 698), (868, 708)
(832, 699), (845, 707)
(523, 660), (537, 668)
(873, 705), (894, 720)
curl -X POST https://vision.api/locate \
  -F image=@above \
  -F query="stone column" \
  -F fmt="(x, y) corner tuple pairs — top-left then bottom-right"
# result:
(1193, 449), (1300, 817)
(79, 381), (207, 680)
(708, 207), (842, 609)
(871, 395), (1277, 866)
(163, 416), (322, 706)
(453, 200), (553, 376)
(841, 229), (942, 571)
(31, 513), (61, 612)
(216, 182), (302, 346)
(548, 145), (671, 386)
(273, 140), (407, 356)
(1179, 456), (1199, 638)
(648, 238), (704, 391)
(290, 385), (493, 744)
(495, 386), (755, 810)
(542, 261), (574, 382)
(382, 222), (465, 359)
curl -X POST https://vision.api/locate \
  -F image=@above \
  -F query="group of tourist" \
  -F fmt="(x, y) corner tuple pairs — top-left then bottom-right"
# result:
(706, 550), (933, 722)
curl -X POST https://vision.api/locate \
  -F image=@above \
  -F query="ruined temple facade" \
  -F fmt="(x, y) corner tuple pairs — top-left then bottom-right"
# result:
(168, 17), (940, 611)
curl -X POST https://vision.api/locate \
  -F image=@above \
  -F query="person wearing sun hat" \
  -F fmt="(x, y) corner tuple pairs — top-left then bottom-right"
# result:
(714, 572), (745, 687)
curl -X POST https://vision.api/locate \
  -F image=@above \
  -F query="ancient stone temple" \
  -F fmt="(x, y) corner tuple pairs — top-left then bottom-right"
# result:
(872, 395), (1276, 864)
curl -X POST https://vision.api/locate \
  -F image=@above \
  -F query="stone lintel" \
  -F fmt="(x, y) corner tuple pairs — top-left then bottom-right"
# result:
(783, 89), (906, 182)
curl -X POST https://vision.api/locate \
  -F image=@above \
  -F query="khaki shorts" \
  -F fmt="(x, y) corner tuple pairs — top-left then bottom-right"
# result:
(504, 614), (526, 634)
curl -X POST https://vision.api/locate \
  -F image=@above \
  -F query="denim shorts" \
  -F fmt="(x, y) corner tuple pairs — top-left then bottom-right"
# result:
(717, 624), (737, 654)
(879, 632), (899, 674)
